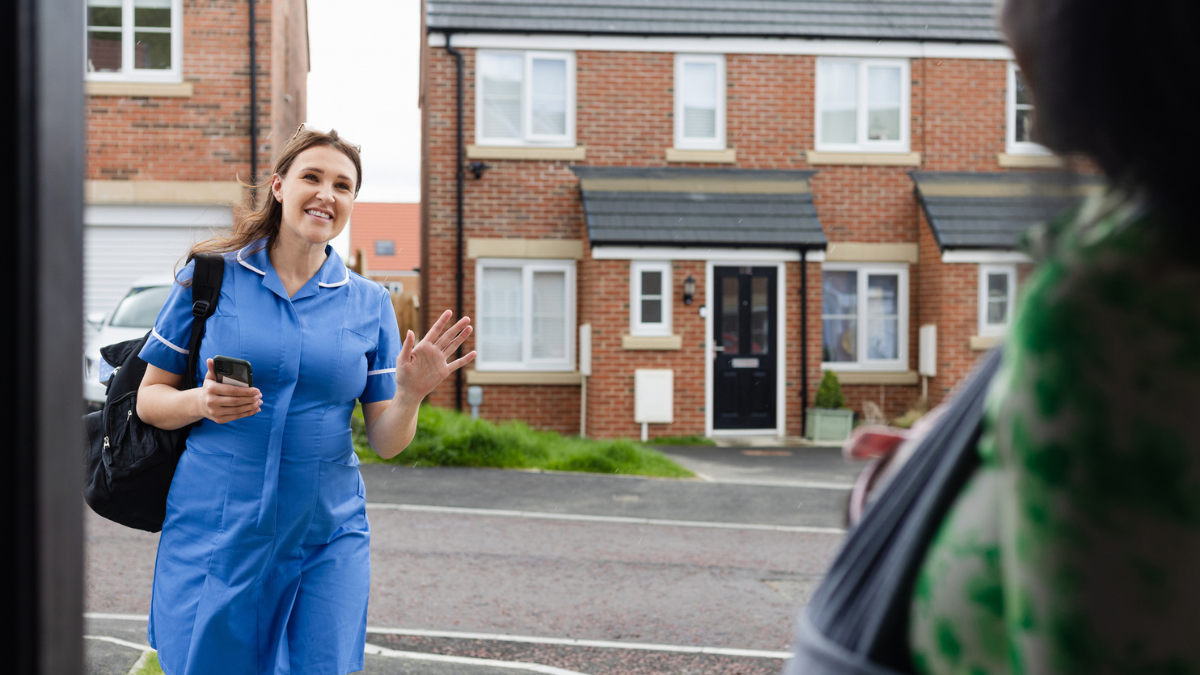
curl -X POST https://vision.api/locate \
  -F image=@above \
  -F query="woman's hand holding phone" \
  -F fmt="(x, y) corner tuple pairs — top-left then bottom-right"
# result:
(198, 357), (263, 424)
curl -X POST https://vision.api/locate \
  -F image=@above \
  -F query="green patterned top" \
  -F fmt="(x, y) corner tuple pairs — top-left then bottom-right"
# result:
(910, 189), (1200, 675)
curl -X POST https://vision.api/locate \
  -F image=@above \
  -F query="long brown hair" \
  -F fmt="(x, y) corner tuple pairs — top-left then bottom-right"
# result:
(185, 127), (363, 267)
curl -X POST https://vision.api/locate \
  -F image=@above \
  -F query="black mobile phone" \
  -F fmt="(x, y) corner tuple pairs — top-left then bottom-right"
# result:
(213, 356), (253, 388)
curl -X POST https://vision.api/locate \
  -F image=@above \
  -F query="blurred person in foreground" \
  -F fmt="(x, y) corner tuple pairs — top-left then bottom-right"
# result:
(907, 0), (1200, 673)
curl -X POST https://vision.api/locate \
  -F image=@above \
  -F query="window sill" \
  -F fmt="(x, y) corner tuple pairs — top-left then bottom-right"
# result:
(997, 153), (1063, 168)
(466, 145), (586, 161)
(806, 150), (921, 166)
(622, 335), (682, 350)
(85, 81), (193, 98)
(665, 148), (736, 163)
(969, 335), (1003, 351)
(828, 370), (919, 385)
(466, 370), (583, 385)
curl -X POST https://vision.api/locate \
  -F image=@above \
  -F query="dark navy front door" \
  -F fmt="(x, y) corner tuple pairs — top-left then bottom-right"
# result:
(712, 266), (777, 430)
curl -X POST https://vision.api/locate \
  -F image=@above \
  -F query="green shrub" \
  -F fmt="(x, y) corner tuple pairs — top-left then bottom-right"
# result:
(352, 404), (693, 478)
(813, 370), (846, 409)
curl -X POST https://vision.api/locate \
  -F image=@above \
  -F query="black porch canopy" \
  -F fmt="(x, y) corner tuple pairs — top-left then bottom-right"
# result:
(912, 170), (1104, 250)
(572, 167), (826, 249)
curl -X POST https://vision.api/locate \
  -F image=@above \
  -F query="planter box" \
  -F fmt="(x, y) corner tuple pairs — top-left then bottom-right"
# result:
(806, 408), (855, 442)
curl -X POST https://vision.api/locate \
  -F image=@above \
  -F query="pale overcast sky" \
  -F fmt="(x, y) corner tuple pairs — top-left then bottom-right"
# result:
(306, 0), (422, 205)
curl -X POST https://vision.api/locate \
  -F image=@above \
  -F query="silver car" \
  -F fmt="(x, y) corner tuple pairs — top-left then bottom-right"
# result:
(84, 276), (175, 409)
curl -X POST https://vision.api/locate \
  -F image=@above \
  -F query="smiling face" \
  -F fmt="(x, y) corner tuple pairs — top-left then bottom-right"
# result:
(271, 144), (358, 247)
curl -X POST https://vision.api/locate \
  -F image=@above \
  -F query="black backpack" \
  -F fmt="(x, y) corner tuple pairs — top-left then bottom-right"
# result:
(83, 253), (224, 532)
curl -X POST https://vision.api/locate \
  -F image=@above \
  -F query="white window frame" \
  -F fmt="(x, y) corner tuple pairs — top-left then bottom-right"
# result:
(84, 0), (183, 83)
(474, 258), (576, 372)
(630, 261), (672, 337)
(1006, 62), (1050, 156)
(814, 57), (911, 153)
(978, 264), (1016, 337)
(673, 53), (726, 151)
(820, 263), (909, 371)
(475, 50), (576, 147)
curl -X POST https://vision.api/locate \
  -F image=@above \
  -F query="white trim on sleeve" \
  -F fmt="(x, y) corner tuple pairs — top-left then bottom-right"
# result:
(367, 368), (396, 376)
(151, 328), (190, 355)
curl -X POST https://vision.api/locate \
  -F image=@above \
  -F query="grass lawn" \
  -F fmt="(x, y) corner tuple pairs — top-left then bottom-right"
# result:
(648, 434), (716, 446)
(352, 404), (693, 478)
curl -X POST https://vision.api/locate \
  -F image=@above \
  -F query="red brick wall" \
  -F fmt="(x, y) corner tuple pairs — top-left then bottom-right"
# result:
(86, 0), (305, 183)
(579, 257), (708, 438)
(421, 47), (1028, 437)
(472, 385), (582, 437)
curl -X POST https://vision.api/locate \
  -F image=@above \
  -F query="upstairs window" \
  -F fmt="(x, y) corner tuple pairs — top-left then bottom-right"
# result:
(978, 265), (1016, 336)
(85, 0), (181, 81)
(815, 58), (910, 153)
(476, 51), (575, 147)
(674, 54), (726, 151)
(630, 261), (672, 337)
(821, 264), (909, 370)
(1007, 63), (1049, 155)
(475, 259), (576, 371)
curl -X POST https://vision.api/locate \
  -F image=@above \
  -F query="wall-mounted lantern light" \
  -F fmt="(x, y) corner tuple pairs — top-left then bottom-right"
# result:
(468, 161), (491, 179)
(683, 274), (696, 305)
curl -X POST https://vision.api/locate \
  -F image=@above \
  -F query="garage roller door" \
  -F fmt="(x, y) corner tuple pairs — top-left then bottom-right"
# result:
(84, 225), (208, 317)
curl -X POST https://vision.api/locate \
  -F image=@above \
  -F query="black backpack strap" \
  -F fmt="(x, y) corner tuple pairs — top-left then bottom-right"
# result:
(185, 253), (224, 390)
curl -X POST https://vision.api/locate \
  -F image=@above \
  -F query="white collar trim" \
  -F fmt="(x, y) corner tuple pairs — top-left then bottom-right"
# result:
(319, 270), (350, 288)
(237, 247), (266, 276)
(237, 244), (349, 288)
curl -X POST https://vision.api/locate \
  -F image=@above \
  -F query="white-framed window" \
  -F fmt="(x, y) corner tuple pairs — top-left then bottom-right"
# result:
(85, 0), (182, 82)
(1006, 62), (1049, 155)
(978, 265), (1016, 336)
(821, 263), (909, 370)
(475, 259), (576, 371)
(674, 54), (726, 151)
(815, 58), (910, 153)
(475, 50), (575, 147)
(630, 261), (672, 337)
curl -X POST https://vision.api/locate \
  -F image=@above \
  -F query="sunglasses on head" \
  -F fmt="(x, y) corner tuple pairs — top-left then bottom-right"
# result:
(289, 123), (362, 153)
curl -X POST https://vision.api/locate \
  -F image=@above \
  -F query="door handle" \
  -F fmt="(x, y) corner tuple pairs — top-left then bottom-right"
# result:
(713, 346), (726, 352)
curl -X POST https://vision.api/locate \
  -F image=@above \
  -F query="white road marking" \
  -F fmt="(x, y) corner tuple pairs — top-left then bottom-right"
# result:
(365, 627), (793, 659)
(691, 477), (855, 490)
(365, 643), (589, 675)
(83, 635), (153, 652)
(87, 612), (149, 621)
(86, 614), (793, 660)
(366, 502), (846, 535)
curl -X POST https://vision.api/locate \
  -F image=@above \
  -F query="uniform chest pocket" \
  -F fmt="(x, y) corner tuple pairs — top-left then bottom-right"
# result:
(305, 460), (367, 545)
(332, 328), (376, 402)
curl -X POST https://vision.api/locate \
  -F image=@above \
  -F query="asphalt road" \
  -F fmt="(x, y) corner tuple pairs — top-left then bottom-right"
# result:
(85, 446), (859, 675)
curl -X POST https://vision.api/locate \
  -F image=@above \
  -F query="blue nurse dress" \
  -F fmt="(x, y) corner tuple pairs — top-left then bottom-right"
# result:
(138, 241), (400, 675)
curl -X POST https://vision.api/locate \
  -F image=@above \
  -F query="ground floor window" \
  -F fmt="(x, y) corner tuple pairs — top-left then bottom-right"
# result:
(474, 258), (576, 371)
(978, 264), (1016, 336)
(630, 261), (672, 336)
(821, 263), (909, 369)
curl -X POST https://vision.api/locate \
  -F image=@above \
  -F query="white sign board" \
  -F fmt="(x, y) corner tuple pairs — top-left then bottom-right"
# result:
(634, 369), (674, 424)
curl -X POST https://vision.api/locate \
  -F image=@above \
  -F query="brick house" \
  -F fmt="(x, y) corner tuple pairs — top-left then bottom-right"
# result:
(347, 201), (422, 295)
(420, 1), (1094, 440)
(83, 0), (308, 316)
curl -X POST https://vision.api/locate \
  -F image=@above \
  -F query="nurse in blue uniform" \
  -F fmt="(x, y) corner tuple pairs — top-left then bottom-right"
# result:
(136, 127), (475, 675)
